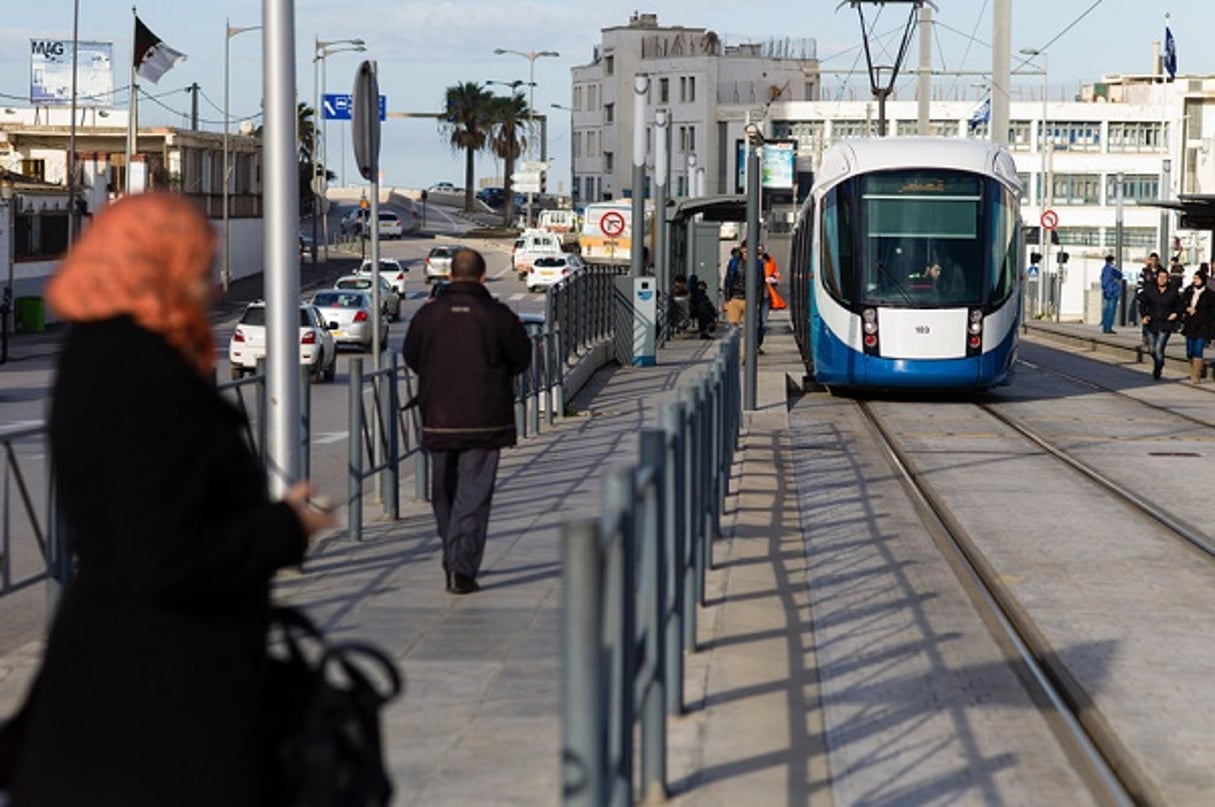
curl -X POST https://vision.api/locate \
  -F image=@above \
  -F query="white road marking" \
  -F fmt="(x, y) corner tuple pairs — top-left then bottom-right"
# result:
(312, 431), (350, 445)
(506, 292), (526, 302)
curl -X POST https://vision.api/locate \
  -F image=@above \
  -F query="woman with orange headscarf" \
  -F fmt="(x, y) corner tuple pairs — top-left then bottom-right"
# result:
(0, 193), (333, 805)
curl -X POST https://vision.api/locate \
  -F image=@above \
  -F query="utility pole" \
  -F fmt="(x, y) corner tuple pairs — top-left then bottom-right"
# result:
(991, 0), (1011, 146)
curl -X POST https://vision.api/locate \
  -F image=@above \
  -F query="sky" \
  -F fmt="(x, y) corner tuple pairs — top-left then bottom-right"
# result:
(0, 1), (1206, 193)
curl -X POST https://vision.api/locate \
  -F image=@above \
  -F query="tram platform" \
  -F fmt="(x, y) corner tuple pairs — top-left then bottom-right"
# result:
(1025, 317), (1212, 379)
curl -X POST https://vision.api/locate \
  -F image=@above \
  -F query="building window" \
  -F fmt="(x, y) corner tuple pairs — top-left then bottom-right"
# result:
(659, 77), (669, 103)
(1051, 173), (1101, 205)
(588, 85), (597, 111)
(679, 77), (687, 103)
(830, 120), (879, 143)
(573, 132), (581, 159)
(605, 55), (614, 76)
(15, 210), (69, 259)
(20, 159), (45, 182)
(1017, 173), (1032, 201)
(1105, 227), (1156, 248)
(605, 151), (614, 173)
(1108, 121), (1167, 151)
(775, 120), (824, 153)
(585, 176), (595, 202)
(1106, 174), (1160, 203)
(1056, 226), (1100, 246)
(604, 103), (614, 123)
(677, 175), (687, 196)
(646, 126), (652, 154)
(1043, 121), (1101, 151)
(1008, 120), (1032, 150)
(687, 76), (695, 103)
(686, 125), (695, 153)
(574, 86), (582, 111)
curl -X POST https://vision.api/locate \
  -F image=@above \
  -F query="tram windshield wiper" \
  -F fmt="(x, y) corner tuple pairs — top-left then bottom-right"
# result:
(872, 260), (914, 305)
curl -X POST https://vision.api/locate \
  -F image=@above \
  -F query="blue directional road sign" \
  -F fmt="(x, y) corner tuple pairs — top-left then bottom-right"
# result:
(322, 93), (386, 121)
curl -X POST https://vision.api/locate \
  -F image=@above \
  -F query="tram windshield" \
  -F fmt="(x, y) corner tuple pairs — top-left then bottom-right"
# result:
(821, 169), (1018, 308)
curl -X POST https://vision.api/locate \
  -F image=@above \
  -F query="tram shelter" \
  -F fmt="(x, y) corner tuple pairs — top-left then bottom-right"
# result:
(1145, 195), (1215, 263)
(666, 194), (747, 309)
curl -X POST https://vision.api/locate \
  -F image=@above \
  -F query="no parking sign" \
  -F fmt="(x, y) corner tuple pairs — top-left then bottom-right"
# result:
(599, 210), (626, 238)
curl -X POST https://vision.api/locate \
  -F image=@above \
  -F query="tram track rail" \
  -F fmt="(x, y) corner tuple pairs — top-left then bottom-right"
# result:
(857, 399), (1166, 807)
(1017, 356), (1215, 427)
(977, 401), (1215, 559)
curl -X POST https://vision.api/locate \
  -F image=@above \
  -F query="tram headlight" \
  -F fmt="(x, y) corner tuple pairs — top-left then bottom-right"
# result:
(968, 308), (983, 335)
(862, 308), (878, 335)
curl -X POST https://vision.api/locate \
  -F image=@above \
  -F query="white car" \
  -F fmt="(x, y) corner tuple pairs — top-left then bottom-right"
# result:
(424, 244), (465, 283)
(311, 289), (390, 352)
(334, 274), (402, 321)
(357, 258), (408, 296)
(339, 208), (405, 239)
(527, 253), (585, 292)
(228, 302), (336, 383)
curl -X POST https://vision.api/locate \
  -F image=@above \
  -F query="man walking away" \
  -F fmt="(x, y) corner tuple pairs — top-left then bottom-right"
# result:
(1137, 253), (1161, 346)
(1100, 254), (1123, 334)
(403, 249), (531, 594)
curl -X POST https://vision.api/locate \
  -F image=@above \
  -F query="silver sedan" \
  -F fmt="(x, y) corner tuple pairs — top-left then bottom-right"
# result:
(311, 289), (390, 352)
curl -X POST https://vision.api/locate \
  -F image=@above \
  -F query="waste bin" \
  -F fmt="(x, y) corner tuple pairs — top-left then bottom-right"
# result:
(14, 296), (45, 334)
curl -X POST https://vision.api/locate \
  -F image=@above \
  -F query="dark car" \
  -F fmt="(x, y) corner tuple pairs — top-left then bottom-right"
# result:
(477, 187), (505, 208)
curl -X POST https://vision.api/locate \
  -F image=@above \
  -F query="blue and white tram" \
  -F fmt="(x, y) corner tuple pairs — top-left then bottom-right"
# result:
(788, 137), (1023, 390)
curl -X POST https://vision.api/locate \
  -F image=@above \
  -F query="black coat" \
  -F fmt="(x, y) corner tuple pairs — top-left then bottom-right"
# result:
(1138, 282), (1183, 334)
(1181, 284), (1215, 339)
(402, 281), (531, 451)
(2, 317), (306, 806)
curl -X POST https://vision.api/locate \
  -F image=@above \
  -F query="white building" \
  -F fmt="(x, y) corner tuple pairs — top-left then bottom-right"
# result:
(570, 12), (819, 203)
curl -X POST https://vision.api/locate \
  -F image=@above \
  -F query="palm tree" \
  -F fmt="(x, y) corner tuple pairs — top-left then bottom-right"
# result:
(488, 92), (530, 227)
(440, 82), (495, 212)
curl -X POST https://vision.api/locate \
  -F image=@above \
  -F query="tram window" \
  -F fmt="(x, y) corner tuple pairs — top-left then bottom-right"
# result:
(989, 184), (1019, 304)
(821, 191), (854, 304)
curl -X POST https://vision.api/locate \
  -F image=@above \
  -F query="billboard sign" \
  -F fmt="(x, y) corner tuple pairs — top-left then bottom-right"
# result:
(761, 141), (796, 189)
(30, 39), (114, 107)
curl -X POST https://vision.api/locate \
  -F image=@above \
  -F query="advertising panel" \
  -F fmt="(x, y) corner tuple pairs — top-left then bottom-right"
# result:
(761, 141), (796, 189)
(30, 40), (114, 106)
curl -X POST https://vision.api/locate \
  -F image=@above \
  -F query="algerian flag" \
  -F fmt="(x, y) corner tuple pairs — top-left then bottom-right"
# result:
(134, 16), (186, 84)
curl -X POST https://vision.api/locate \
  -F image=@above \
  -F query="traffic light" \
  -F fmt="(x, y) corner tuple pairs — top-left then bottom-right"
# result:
(539, 170), (547, 196)
(1049, 229), (1060, 245)
(1030, 252), (1043, 266)
(1057, 251), (1070, 265)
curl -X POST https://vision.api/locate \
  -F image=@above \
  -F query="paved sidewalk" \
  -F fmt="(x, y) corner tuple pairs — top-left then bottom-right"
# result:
(263, 317), (806, 806)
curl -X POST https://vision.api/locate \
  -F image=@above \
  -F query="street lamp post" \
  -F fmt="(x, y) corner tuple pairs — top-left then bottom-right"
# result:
(551, 103), (575, 204)
(223, 19), (260, 295)
(313, 38), (366, 266)
(1021, 47), (1049, 316)
(494, 47), (560, 227)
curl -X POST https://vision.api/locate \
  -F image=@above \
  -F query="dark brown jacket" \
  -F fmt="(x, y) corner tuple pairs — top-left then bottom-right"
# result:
(402, 281), (531, 450)
(2, 316), (306, 806)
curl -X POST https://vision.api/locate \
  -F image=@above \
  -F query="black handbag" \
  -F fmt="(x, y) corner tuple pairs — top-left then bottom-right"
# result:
(267, 605), (403, 807)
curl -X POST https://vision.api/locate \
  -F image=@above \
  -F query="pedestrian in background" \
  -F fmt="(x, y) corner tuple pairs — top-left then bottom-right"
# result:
(723, 244), (747, 326)
(0, 193), (334, 806)
(1136, 253), (1162, 345)
(403, 248), (531, 595)
(756, 244), (778, 354)
(1180, 266), (1214, 384)
(1140, 265), (1183, 380)
(1100, 253), (1123, 334)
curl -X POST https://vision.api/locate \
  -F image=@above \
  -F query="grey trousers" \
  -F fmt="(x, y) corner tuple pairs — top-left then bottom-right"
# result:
(429, 447), (500, 579)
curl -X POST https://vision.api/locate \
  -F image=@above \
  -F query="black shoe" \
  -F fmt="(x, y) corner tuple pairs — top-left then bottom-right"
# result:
(448, 573), (480, 595)
(443, 563), (452, 592)
(700, 332), (712, 340)
(1152, 362), (1163, 380)
(1102, 329), (1116, 334)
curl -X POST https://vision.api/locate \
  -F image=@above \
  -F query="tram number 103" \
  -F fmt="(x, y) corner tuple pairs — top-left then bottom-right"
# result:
(915, 325), (932, 335)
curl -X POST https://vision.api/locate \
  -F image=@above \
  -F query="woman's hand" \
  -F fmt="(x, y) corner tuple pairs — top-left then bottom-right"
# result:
(283, 481), (337, 541)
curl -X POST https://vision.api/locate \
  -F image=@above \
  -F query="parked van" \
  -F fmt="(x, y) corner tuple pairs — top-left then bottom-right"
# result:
(537, 208), (579, 235)
(512, 229), (564, 280)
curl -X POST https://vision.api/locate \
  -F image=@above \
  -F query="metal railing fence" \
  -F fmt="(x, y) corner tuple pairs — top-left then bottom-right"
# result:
(562, 329), (741, 807)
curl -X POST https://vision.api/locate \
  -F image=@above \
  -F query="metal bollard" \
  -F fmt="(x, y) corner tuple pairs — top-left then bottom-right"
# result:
(639, 429), (668, 802)
(299, 364), (311, 482)
(384, 354), (400, 519)
(348, 357), (363, 541)
(661, 400), (687, 715)
(561, 519), (605, 807)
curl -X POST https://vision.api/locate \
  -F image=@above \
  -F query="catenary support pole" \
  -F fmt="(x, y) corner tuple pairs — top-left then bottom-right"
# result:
(917, 4), (932, 135)
(631, 74), (649, 279)
(262, 0), (302, 496)
(654, 108), (669, 304)
(991, 0), (1011, 146)
(744, 145), (760, 410)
